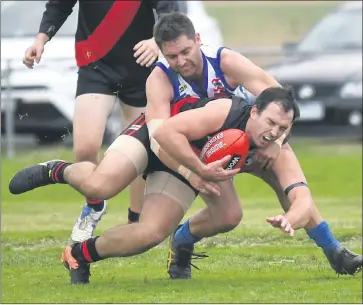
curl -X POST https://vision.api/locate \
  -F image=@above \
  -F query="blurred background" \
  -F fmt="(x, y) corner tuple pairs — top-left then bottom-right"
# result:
(1, 0), (362, 156)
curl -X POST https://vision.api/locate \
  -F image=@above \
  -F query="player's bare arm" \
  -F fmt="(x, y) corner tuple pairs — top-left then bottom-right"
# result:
(267, 143), (313, 233)
(219, 48), (284, 168)
(153, 99), (240, 182)
(220, 48), (281, 96)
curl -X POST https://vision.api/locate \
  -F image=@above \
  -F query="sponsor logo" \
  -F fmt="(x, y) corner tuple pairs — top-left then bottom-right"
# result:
(200, 132), (224, 159)
(179, 84), (188, 94)
(129, 124), (141, 131)
(206, 141), (224, 158)
(226, 155), (241, 170)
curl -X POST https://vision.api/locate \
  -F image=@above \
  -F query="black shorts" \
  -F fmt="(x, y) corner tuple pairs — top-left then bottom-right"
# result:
(76, 64), (147, 107)
(120, 113), (198, 194)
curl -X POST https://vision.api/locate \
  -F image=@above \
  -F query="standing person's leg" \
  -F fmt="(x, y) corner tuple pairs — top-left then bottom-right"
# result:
(70, 66), (118, 243)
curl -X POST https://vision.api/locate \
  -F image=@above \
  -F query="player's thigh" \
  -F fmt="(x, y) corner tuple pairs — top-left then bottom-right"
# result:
(74, 67), (117, 157)
(142, 171), (197, 236)
(249, 169), (290, 211)
(200, 179), (243, 223)
(119, 102), (146, 126)
(88, 121), (150, 199)
(118, 80), (147, 124)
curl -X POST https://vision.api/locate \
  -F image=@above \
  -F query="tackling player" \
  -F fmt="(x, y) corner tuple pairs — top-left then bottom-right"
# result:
(9, 88), (303, 282)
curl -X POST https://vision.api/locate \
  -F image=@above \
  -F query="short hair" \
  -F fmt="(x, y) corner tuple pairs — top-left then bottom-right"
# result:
(254, 86), (300, 122)
(153, 12), (196, 50)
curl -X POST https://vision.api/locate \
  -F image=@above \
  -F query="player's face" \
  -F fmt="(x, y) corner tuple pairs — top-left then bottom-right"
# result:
(161, 34), (203, 78)
(249, 102), (293, 148)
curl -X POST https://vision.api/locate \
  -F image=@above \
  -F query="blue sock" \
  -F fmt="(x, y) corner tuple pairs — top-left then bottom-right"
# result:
(307, 221), (341, 253)
(174, 219), (202, 246)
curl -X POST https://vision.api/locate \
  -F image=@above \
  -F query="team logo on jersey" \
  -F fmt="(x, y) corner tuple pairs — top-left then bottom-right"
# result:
(212, 78), (226, 96)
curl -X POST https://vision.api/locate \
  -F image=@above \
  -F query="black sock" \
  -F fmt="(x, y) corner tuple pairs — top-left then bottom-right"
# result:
(86, 199), (105, 212)
(128, 208), (140, 223)
(71, 236), (104, 263)
(50, 162), (72, 184)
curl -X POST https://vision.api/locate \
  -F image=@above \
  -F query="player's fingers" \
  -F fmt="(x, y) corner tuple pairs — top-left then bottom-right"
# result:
(134, 44), (147, 58)
(203, 182), (220, 196)
(135, 50), (150, 64)
(139, 53), (154, 66)
(133, 40), (144, 51)
(224, 168), (239, 177)
(215, 155), (232, 167)
(266, 216), (276, 224)
(145, 55), (157, 67)
(23, 58), (34, 69)
(280, 217), (289, 228)
(283, 222), (292, 233)
(290, 228), (295, 237)
(35, 47), (43, 64)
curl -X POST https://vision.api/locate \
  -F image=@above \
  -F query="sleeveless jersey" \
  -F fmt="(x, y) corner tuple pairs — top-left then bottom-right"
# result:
(154, 45), (250, 104)
(176, 96), (252, 151)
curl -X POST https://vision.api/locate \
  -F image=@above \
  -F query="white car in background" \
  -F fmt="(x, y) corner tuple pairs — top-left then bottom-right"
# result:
(1, 1), (223, 144)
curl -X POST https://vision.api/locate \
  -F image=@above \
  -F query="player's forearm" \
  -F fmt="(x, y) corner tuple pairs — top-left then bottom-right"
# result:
(284, 188), (313, 229)
(155, 147), (195, 180)
(154, 130), (204, 176)
(38, 0), (77, 41)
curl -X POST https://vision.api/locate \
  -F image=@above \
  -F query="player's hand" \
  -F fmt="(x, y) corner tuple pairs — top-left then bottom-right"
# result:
(266, 215), (295, 237)
(133, 37), (159, 67)
(254, 142), (281, 170)
(199, 155), (240, 182)
(23, 35), (48, 69)
(188, 172), (221, 196)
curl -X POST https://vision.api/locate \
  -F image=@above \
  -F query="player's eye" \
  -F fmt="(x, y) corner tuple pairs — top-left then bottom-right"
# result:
(181, 49), (190, 55)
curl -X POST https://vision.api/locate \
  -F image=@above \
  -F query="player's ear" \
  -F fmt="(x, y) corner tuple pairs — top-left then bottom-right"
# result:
(195, 33), (201, 46)
(250, 105), (258, 120)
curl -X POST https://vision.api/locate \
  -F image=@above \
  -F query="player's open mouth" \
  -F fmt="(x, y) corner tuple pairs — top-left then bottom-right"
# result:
(263, 135), (273, 141)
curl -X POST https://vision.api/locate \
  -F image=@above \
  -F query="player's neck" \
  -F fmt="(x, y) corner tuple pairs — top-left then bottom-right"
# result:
(245, 119), (256, 148)
(187, 66), (204, 87)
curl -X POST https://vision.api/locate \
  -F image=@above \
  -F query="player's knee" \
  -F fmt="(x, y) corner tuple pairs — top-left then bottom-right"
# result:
(80, 179), (112, 200)
(218, 207), (243, 233)
(74, 143), (100, 163)
(139, 225), (168, 250)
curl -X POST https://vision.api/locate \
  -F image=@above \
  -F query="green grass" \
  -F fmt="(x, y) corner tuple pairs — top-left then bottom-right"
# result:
(204, 1), (342, 46)
(1, 139), (362, 303)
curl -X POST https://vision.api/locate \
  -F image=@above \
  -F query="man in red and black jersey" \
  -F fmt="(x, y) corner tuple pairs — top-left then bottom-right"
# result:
(22, 0), (179, 248)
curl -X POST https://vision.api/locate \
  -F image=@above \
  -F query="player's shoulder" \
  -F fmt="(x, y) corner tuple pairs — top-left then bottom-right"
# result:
(155, 52), (170, 68)
(146, 65), (173, 94)
(201, 44), (223, 58)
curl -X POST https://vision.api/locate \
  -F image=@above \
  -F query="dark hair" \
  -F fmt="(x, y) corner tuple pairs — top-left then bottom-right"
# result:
(254, 86), (300, 122)
(153, 12), (196, 50)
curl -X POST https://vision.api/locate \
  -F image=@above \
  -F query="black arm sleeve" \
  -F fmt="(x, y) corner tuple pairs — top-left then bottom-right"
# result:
(38, 0), (77, 40)
(149, 0), (180, 17)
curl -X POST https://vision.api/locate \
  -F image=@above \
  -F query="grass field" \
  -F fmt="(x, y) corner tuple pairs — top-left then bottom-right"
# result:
(204, 1), (341, 46)
(1, 139), (362, 303)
